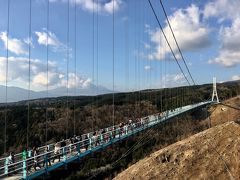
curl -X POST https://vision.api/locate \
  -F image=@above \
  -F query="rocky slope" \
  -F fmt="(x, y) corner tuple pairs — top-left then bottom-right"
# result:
(114, 96), (240, 180)
(210, 96), (240, 126)
(114, 121), (240, 180)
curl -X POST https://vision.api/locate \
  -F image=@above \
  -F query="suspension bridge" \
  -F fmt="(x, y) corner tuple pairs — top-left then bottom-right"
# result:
(0, 99), (217, 180)
(0, 78), (220, 179)
(0, 0), (234, 179)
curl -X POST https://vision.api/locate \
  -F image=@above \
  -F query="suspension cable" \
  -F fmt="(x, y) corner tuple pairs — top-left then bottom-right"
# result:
(134, 1), (137, 118)
(148, 0), (191, 86)
(4, 0), (10, 154)
(160, 30), (163, 112)
(138, 0), (143, 117)
(74, 0), (77, 136)
(66, 0), (70, 139)
(150, 2), (158, 111)
(159, 0), (196, 85)
(154, 53), (157, 111)
(27, 0), (32, 149)
(124, 2), (129, 118)
(92, 0), (95, 131)
(148, 14), (151, 115)
(45, 0), (49, 144)
(164, 37), (167, 111)
(112, 0), (115, 126)
(96, 0), (99, 128)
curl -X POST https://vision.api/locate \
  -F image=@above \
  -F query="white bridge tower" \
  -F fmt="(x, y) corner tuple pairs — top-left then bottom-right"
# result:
(211, 77), (219, 103)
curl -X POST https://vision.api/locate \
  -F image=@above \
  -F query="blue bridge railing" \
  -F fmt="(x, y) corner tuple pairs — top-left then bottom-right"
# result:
(0, 101), (212, 179)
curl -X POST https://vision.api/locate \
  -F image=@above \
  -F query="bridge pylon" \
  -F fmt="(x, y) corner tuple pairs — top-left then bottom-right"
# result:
(211, 77), (219, 103)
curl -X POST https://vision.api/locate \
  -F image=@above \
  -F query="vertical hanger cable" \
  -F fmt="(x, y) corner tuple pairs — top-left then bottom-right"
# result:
(4, 0), (10, 154)
(112, 0), (115, 126)
(27, 0), (32, 149)
(92, 0), (95, 131)
(66, 0), (70, 139)
(74, 0), (77, 136)
(45, 0), (49, 144)
(96, 0), (99, 124)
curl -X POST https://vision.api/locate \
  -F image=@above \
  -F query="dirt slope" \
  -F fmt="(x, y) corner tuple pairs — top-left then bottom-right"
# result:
(210, 96), (240, 126)
(114, 121), (240, 180)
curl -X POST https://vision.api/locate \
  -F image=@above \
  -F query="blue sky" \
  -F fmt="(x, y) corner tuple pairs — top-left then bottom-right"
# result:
(0, 0), (239, 93)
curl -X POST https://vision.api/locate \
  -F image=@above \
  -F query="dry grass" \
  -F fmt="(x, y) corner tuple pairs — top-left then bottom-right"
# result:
(114, 121), (240, 180)
(114, 97), (240, 180)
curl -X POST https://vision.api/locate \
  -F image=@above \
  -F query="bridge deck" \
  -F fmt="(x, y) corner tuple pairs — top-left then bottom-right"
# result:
(0, 101), (213, 180)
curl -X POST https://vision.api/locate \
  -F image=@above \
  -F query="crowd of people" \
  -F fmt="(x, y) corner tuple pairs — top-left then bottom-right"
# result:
(4, 111), (168, 175)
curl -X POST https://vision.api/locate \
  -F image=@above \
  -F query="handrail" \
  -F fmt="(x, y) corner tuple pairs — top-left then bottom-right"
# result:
(0, 101), (212, 179)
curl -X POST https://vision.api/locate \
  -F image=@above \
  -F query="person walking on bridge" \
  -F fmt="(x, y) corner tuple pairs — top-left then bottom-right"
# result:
(7, 152), (15, 175)
(60, 139), (67, 159)
(53, 142), (61, 163)
(43, 146), (51, 167)
(33, 147), (41, 171)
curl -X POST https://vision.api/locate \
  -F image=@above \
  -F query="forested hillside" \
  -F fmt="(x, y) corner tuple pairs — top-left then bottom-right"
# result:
(0, 80), (239, 179)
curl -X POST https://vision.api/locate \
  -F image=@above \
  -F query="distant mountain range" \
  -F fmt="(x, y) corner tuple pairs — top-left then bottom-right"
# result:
(0, 79), (239, 103)
(0, 84), (113, 103)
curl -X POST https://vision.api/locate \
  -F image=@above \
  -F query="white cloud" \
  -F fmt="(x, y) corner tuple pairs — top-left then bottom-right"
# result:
(232, 75), (240, 81)
(50, 0), (123, 14)
(35, 30), (60, 47)
(60, 73), (92, 88)
(32, 72), (47, 86)
(103, 0), (122, 14)
(208, 18), (240, 67)
(0, 56), (91, 90)
(0, 32), (28, 55)
(161, 73), (187, 88)
(204, 0), (240, 21)
(173, 74), (185, 81)
(145, 24), (150, 29)
(23, 37), (34, 48)
(32, 72), (60, 87)
(147, 4), (210, 60)
(208, 51), (240, 67)
(203, 0), (240, 68)
(144, 65), (152, 71)
(144, 43), (150, 49)
(0, 56), (59, 87)
(35, 29), (69, 53)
